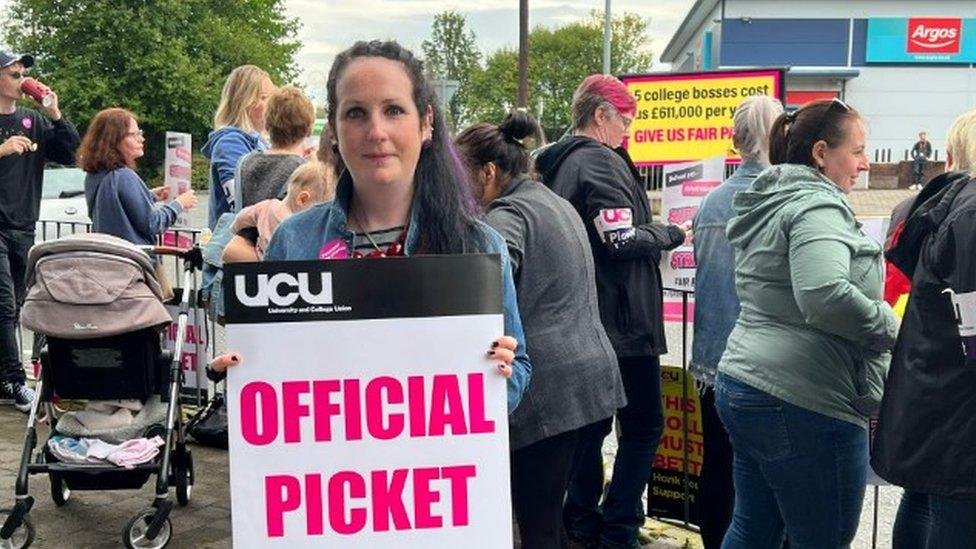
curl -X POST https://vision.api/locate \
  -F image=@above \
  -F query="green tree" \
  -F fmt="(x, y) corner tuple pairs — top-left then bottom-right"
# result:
(421, 10), (481, 129)
(2, 0), (300, 183)
(465, 48), (519, 128)
(465, 11), (653, 139)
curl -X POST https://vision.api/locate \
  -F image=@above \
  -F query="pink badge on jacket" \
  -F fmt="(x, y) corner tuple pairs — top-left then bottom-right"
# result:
(21, 118), (32, 130)
(319, 239), (349, 260)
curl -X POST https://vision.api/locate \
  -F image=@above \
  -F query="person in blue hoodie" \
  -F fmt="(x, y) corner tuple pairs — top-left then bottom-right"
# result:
(202, 65), (274, 228)
(80, 108), (196, 246)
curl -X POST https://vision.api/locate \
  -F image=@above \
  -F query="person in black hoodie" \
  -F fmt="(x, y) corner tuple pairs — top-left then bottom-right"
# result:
(536, 74), (688, 549)
(872, 109), (976, 548)
(0, 51), (79, 412)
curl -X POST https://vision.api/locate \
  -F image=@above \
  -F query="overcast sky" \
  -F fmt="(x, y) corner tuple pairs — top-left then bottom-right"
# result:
(285, 0), (695, 99)
(1, 0), (696, 99)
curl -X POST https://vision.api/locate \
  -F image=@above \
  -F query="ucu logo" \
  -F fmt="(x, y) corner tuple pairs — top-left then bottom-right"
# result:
(601, 208), (632, 224)
(235, 273), (333, 307)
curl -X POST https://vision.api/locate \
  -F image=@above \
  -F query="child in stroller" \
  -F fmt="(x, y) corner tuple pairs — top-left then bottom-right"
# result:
(0, 233), (202, 549)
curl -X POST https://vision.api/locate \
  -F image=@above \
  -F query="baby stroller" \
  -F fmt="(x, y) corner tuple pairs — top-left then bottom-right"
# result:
(0, 233), (202, 549)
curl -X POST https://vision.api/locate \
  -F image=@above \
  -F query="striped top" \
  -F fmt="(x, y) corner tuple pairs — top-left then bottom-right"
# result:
(352, 226), (405, 255)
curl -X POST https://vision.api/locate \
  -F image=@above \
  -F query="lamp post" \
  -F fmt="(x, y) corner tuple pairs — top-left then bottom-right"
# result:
(518, 0), (529, 108)
(602, 0), (612, 75)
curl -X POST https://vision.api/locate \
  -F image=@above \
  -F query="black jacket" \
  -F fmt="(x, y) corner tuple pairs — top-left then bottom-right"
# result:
(871, 172), (976, 496)
(536, 136), (684, 357)
(0, 107), (80, 229)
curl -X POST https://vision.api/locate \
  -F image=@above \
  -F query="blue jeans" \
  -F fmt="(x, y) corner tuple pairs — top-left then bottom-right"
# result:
(0, 228), (33, 383)
(894, 490), (976, 548)
(715, 374), (867, 549)
(893, 490), (929, 549)
(564, 355), (664, 548)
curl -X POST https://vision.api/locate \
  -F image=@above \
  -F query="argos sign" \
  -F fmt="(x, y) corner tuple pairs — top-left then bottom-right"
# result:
(907, 18), (961, 54)
(867, 18), (976, 63)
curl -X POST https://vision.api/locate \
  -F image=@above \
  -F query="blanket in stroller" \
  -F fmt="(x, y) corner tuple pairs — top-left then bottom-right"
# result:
(55, 396), (168, 444)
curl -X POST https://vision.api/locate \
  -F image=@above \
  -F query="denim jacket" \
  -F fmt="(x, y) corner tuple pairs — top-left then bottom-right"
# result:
(264, 174), (532, 413)
(691, 161), (764, 385)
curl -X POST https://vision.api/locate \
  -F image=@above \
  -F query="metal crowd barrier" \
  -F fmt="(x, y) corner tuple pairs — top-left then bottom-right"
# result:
(660, 287), (696, 532)
(641, 162), (741, 192)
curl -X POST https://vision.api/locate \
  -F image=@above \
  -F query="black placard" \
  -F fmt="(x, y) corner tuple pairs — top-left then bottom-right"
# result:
(223, 254), (503, 324)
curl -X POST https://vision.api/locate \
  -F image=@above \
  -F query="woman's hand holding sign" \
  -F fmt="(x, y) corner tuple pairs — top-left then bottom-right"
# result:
(210, 353), (242, 373)
(488, 336), (518, 379)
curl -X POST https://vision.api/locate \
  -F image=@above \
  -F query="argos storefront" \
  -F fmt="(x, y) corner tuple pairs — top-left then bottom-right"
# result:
(867, 18), (976, 63)
(661, 1), (976, 157)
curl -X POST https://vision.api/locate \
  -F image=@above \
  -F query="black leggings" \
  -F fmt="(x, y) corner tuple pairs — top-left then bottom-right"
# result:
(511, 425), (586, 549)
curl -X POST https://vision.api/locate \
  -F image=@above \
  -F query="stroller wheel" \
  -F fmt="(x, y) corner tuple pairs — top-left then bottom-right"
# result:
(49, 473), (70, 506)
(0, 509), (34, 549)
(172, 450), (193, 506)
(123, 509), (171, 549)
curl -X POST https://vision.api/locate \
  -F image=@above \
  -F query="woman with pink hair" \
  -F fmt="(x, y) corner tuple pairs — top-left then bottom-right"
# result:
(537, 74), (690, 549)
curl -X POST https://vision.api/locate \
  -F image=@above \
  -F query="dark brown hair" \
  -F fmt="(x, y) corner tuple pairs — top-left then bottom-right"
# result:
(768, 99), (861, 167)
(78, 108), (136, 172)
(455, 110), (543, 191)
(327, 40), (482, 254)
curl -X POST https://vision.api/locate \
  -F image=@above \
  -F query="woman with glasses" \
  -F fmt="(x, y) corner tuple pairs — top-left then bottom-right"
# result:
(715, 98), (898, 548)
(258, 40), (531, 410)
(79, 108), (196, 248)
(455, 110), (625, 549)
(535, 74), (689, 549)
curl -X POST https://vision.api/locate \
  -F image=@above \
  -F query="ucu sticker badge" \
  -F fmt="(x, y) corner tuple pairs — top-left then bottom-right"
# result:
(319, 238), (349, 260)
(593, 208), (635, 249)
(593, 208), (633, 233)
(21, 118), (32, 130)
(235, 272), (333, 307)
(943, 288), (976, 359)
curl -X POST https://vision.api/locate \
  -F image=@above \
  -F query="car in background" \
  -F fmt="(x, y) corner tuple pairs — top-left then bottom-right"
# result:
(37, 166), (90, 237)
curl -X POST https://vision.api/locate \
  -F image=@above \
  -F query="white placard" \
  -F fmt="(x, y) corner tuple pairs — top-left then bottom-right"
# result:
(163, 302), (208, 390)
(224, 258), (512, 548)
(164, 131), (192, 227)
(660, 155), (725, 323)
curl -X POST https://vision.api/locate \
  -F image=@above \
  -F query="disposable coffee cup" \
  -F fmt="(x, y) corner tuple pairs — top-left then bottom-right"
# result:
(20, 78), (54, 108)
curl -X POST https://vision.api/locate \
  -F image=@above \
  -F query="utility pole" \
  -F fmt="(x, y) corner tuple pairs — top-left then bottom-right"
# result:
(602, 0), (612, 75)
(518, 0), (529, 108)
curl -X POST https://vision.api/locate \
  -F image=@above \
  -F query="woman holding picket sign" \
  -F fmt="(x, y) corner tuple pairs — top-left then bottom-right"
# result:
(214, 40), (531, 412)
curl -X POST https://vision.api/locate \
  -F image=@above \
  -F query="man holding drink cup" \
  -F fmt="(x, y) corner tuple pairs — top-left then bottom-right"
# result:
(0, 51), (80, 411)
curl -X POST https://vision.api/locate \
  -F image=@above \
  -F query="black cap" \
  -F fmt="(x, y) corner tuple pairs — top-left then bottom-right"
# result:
(0, 51), (34, 69)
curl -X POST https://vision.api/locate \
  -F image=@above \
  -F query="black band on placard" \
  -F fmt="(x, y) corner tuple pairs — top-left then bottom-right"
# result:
(222, 254), (503, 324)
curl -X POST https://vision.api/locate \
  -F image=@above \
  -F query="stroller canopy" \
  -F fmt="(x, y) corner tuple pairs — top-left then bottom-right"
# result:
(21, 233), (172, 339)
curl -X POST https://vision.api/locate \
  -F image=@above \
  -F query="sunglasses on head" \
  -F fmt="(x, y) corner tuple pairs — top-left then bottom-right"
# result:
(827, 97), (851, 113)
(810, 97), (852, 141)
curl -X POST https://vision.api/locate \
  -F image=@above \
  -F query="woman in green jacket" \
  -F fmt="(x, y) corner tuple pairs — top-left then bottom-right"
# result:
(715, 99), (898, 548)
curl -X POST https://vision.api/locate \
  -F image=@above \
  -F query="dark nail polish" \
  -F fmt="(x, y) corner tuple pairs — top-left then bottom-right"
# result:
(491, 341), (499, 348)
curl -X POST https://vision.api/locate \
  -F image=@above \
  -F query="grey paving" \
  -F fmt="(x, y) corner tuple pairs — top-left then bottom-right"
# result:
(0, 406), (232, 548)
